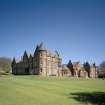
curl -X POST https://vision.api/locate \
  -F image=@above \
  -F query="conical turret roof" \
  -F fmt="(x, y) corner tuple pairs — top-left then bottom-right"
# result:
(38, 42), (47, 51)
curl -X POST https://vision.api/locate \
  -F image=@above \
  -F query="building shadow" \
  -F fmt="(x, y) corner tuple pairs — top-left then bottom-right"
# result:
(70, 92), (105, 105)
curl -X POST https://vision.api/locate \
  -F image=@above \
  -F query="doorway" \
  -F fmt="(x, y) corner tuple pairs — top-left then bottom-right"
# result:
(25, 68), (29, 75)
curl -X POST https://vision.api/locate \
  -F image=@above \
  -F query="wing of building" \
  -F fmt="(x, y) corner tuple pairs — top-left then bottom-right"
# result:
(12, 43), (61, 76)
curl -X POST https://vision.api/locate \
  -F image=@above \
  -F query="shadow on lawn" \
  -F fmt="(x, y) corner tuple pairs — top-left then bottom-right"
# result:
(70, 92), (105, 105)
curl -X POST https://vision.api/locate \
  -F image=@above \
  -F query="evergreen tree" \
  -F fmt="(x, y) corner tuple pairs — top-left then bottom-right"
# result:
(11, 57), (16, 67)
(67, 60), (74, 76)
(83, 62), (91, 77)
(93, 63), (96, 67)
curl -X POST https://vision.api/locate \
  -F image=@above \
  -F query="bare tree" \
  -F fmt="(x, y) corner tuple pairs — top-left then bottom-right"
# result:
(98, 61), (105, 78)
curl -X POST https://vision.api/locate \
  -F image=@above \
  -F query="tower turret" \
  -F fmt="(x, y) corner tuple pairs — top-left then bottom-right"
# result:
(38, 42), (47, 76)
(29, 54), (33, 69)
(23, 51), (29, 68)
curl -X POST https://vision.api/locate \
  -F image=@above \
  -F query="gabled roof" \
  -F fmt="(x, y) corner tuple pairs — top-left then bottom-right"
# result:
(62, 64), (69, 70)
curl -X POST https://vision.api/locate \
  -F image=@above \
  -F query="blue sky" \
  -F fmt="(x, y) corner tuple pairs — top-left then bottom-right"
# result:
(0, 0), (105, 65)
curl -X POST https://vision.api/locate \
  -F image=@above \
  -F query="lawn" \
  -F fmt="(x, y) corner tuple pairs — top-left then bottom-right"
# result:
(0, 75), (105, 105)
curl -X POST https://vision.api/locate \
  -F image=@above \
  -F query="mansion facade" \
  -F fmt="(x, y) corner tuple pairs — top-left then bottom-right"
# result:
(11, 43), (97, 78)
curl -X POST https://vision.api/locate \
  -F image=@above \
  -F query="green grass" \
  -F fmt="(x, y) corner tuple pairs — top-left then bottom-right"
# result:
(0, 75), (105, 105)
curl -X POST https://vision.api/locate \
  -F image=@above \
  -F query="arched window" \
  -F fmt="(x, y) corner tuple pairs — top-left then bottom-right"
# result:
(40, 68), (42, 72)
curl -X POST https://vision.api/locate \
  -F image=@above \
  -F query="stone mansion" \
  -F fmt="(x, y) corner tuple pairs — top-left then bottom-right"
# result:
(11, 43), (97, 78)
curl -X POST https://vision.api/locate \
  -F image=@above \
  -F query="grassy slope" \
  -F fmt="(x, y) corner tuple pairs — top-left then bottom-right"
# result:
(0, 76), (105, 105)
